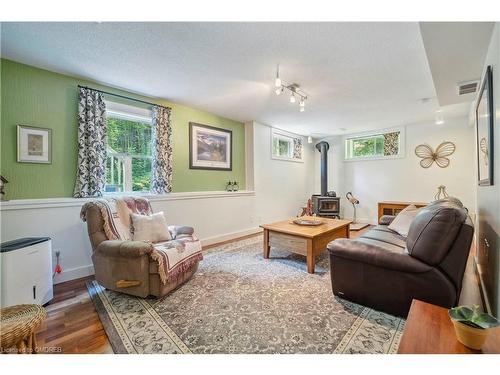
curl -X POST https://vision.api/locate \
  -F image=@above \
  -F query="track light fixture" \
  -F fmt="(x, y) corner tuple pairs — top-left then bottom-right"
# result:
(275, 64), (282, 87)
(273, 64), (308, 112)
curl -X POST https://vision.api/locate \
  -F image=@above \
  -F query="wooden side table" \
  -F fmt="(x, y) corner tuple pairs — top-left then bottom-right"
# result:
(398, 299), (500, 354)
(0, 304), (47, 354)
(377, 201), (427, 221)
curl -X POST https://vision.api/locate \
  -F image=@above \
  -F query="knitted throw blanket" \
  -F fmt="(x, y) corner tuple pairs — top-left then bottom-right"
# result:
(80, 198), (202, 283)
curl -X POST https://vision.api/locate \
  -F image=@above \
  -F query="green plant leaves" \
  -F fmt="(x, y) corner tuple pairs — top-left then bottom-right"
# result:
(449, 305), (500, 329)
(449, 306), (474, 321)
(474, 313), (500, 329)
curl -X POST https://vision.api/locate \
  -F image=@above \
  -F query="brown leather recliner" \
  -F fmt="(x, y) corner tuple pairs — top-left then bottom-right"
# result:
(82, 202), (199, 298)
(327, 198), (474, 317)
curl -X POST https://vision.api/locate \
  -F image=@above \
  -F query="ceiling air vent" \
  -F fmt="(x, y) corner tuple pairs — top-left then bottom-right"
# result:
(457, 80), (479, 96)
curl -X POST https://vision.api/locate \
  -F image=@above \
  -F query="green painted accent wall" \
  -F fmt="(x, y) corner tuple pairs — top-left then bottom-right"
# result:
(0, 59), (245, 199)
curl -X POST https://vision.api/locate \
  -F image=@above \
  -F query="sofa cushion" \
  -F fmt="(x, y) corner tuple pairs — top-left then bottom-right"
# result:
(131, 211), (172, 242)
(328, 238), (432, 273)
(359, 227), (406, 249)
(406, 200), (468, 265)
(388, 205), (422, 237)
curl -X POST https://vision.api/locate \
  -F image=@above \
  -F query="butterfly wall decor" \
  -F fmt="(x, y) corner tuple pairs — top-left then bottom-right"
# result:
(414, 141), (456, 168)
(479, 137), (489, 166)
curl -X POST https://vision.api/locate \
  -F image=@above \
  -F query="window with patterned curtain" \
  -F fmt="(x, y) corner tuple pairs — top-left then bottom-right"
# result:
(271, 129), (304, 162)
(344, 128), (404, 161)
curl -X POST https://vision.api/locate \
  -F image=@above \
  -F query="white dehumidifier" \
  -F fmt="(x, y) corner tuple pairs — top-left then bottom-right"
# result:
(1, 237), (53, 307)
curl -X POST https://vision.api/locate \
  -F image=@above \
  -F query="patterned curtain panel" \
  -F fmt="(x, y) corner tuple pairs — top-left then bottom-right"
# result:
(383, 131), (400, 156)
(293, 137), (303, 160)
(151, 106), (173, 194)
(73, 87), (107, 198)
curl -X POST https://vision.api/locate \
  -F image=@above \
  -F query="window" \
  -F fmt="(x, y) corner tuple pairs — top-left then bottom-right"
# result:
(344, 129), (403, 160)
(104, 101), (153, 193)
(271, 129), (304, 162)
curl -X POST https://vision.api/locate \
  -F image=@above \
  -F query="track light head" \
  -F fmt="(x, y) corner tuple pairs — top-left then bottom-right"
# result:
(275, 64), (281, 87)
(290, 94), (296, 103)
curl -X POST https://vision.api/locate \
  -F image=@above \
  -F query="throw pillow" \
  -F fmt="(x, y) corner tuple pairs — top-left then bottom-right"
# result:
(131, 211), (172, 243)
(388, 205), (422, 237)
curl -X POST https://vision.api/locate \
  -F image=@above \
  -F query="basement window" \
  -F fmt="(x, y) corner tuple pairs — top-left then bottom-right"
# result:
(344, 129), (404, 161)
(104, 101), (153, 193)
(271, 129), (304, 162)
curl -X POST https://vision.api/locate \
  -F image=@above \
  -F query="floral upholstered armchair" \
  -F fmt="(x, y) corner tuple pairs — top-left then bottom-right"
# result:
(80, 197), (202, 298)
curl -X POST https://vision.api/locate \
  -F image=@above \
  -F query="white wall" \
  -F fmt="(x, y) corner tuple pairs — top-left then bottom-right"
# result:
(0, 122), (316, 284)
(475, 23), (500, 316)
(248, 121), (316, 223)
(315, 117), (476, 224)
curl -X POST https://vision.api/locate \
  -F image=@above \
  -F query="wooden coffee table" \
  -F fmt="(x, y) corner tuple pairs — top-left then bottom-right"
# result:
(260, 216), (351, 274)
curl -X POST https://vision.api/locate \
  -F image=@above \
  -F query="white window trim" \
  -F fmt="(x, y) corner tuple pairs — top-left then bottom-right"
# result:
(343, 126), (406, 162)
(105, 100), (153, 124)
(271, 128), (305, 163)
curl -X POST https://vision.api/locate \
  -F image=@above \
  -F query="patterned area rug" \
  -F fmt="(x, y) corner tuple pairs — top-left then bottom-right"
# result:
(87, 236), (404, 354)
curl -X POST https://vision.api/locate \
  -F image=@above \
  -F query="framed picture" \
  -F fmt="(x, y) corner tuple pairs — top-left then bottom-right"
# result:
(476, 66), (494, 186)
(189, 122), (232, 170)
(17, 125), (52, 164)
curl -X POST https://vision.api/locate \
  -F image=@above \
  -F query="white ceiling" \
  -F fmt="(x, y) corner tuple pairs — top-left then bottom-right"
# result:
(0, 22), (488, 136)
(420, 22), (494, 106)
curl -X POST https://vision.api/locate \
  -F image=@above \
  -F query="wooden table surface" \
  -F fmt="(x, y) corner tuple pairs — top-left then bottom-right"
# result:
(260, 216), (351, 238)
(398, 299), (500, 354)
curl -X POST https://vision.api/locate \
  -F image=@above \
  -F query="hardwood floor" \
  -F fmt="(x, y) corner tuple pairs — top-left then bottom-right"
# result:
(33, 226), (479, 354)
(36, 275), (113, 354)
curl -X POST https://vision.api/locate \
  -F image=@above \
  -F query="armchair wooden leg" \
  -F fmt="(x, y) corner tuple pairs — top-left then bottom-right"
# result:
(116, 280), (142, 288)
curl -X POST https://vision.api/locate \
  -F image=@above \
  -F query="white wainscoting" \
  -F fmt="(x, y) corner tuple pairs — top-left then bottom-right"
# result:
(0, 191), (258, 284)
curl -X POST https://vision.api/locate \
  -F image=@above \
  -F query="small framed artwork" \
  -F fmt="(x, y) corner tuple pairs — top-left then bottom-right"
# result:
(17, 125), (52, 164)
(189, 122), (232, 170)
(476, 66), (494, 186)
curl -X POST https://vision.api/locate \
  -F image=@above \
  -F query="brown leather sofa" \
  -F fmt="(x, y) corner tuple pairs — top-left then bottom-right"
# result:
(327, 198), (474, 317)
(82, 202), (199, 298)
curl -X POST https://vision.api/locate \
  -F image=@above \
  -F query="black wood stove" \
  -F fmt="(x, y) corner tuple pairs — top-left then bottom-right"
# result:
(312, 141), (340, 219)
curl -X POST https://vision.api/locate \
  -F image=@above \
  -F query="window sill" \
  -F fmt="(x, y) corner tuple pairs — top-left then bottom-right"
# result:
(271, 155), (304, 163)
(343, 154), (405, 162)
(0, 190), (256, 211)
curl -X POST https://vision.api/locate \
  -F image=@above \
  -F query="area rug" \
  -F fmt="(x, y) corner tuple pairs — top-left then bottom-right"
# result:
(87, 235), (404, 354)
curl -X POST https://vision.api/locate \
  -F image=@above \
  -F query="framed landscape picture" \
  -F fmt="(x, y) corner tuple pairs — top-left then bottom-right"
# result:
(17, 125), (52, 164)
(476, 66), (494, 186)
(189, 122), (232, 170)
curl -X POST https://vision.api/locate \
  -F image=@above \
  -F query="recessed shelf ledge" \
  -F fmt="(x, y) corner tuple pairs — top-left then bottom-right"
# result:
(0, 190), (256, 211)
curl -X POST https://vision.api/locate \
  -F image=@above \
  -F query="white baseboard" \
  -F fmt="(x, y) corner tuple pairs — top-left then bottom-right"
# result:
(201, 227), (262, 247)
(53, 264), (95, 285)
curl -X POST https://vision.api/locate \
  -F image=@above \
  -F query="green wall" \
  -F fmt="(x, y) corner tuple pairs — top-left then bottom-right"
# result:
(0, 59), (245, 199)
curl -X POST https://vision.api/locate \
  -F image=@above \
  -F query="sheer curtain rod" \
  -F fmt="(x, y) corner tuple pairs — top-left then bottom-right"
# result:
(77, 85), (169, 109)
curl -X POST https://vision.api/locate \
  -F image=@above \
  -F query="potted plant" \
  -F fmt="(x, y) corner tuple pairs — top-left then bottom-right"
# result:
(449, 305), (500, 350)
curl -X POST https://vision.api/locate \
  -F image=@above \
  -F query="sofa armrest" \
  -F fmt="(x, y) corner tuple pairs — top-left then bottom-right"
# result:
(168, 225), (194, 239)
(327, 239), (432, 273)
(379, 215), (396, 225)
(96, 240), (154, 258)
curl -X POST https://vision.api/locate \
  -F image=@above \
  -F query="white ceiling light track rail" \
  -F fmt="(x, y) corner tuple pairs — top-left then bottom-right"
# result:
(274, 64), (308, 112)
